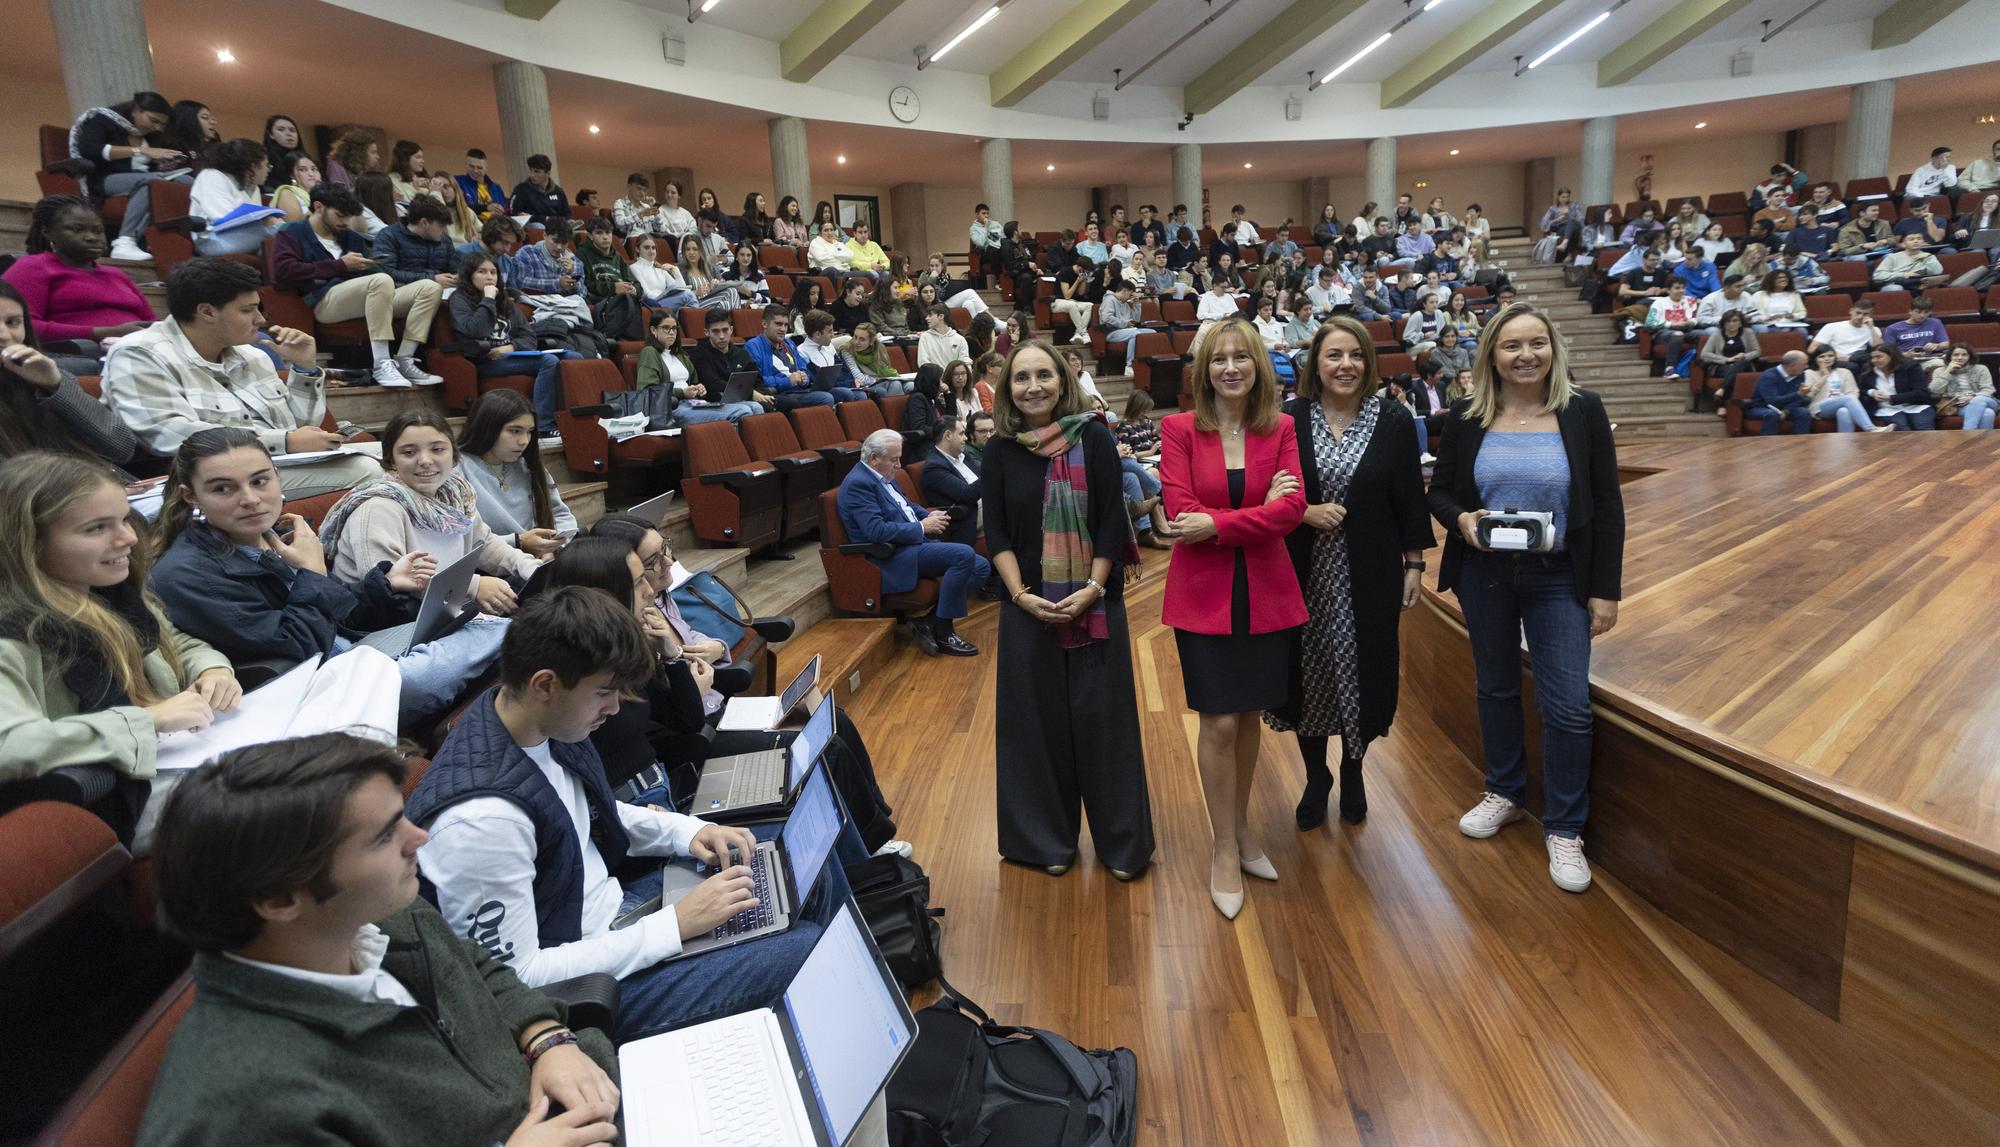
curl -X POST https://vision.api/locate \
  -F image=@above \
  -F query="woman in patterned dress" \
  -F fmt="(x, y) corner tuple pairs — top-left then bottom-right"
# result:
(1266, 315), (1435, 830)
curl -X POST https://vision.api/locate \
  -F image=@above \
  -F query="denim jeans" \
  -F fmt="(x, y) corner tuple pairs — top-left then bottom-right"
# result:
(1885, 407), (1937, 430)
(864, 378), (910, 398)
(1454, 551), (1594, 837)
(1958, 394), (1998, 430)
(392, 616), (508, 721)
(674, 402), (762, 427)
(774, 390), (839, 411)
(477, 350), (578, 432)
(1103, 326), (1141, 373)
(1813, 394), (1877, 431)
(642, 290), (698, 310)
(1748, 403), (1810, 435)
(611, 810), (864, 1041)
(101, 170), (192, 241)
(1119, 458), (1160, 526)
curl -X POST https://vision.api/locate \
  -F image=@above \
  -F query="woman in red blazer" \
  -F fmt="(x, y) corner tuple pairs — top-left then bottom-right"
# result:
(1160, 317), (1307, 920)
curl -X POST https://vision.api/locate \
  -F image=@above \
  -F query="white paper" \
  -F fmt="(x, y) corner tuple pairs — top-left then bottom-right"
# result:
(270, 442), (380, 467)
(153, 656), (323, 772)
(715, 696), (784, 732)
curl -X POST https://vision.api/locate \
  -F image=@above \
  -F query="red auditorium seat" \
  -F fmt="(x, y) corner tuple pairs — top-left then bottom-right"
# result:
(1705, 191), (1749, 215)
(1161, 299), (1196, 328)
(553, 357), (683, 479)
(33, 973), (194, 1147)
(1861, 292), (1911, 321)
(1824, 261), (1870, 295)
(1755, 330), (1808, 365)
(1846, 177), (1892, 203)
(1804, 294), (1852, 322)
(767, 275), (795, 303)
(0, 802), (130, 966)
(679, 420), (782, 550)
(815, 488), (939, 619)
(1364, 320), (1398, 352)
(837, 398), (888, 442)
(1378, 353), (1417, 379)
(877, 393), (911, 435)
(738, 412), (830, 540)
(787, 404), (862, 483)
(677, 308), (708, 345)
(1955, 322), (2000, 352)
(886, 344), (914, 373)
(1927, 287), (1983, 323)
(1936, 252), (1988, 284)
(1129, 330), (1174, 397)
(38, 124), (130, 233)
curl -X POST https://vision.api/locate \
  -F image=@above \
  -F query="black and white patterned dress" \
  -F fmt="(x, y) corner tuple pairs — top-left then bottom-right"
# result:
(1264, 398), (1377, 738)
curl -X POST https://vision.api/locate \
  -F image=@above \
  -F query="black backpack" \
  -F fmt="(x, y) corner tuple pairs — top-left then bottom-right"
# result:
(886, 977), (1138, 1147)
(844, 854), (943, 991)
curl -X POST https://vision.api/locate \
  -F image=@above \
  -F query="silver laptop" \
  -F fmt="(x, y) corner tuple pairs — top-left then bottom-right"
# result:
(716, 653), (820, 733)
(625, 489), (677, 526)
(697, 690), (834, 819)
(615, 757), (841, 959)
(619, 900), (916, 1147)
(353, 548), (484, 657)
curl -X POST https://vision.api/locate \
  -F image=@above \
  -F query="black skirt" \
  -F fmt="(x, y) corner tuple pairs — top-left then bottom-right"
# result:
(1175, 468), (1292, 713)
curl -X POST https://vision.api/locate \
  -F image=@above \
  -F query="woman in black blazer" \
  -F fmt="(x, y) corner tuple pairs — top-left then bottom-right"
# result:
(1266, 316), (1434, 830)
(1426, 302), (1624, 895)
(1856, 345), (1936, 430)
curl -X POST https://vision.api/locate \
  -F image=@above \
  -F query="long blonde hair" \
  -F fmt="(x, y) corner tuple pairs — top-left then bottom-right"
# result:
(0, 452), (181, 704)
(1189, 317), (1282, 434)
(1463, 302), (1574, 427)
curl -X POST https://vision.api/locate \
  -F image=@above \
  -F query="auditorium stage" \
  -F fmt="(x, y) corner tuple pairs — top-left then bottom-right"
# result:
(1404, 432), (2000, 1140)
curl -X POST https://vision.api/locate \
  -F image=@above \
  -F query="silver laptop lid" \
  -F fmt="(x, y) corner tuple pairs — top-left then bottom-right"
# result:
(625, 489), (677, 525)
(409, 547), (486, 645)
(778, 758), (840, 908)
(777, 902), (916, 1146)
(786, 692), (835, 793)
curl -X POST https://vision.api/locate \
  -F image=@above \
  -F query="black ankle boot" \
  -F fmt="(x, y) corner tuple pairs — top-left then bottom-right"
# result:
(1295, 764), (1332, 831)
(1338, 759), (1367, 824)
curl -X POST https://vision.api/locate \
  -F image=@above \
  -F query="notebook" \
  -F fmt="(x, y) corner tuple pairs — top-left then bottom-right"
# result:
(715, 654), (820, 733)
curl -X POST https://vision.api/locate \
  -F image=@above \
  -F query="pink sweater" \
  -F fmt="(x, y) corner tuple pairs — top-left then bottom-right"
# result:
(2, 253), (157, 343)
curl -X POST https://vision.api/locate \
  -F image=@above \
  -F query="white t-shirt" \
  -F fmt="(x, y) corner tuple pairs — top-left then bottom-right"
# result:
(1812, 320), (1875, 358)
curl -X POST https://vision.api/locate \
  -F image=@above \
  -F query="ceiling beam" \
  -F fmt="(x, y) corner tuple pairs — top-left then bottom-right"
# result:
(781, 0), (910, 83)
(1182, 0), (1368, 118)
(990, 0), (1159, 108)
(1871, 0), (1970, 49)
(501, 0), (562, 17)
(1597, 0), (1755, 87)
(1379, 0), (1567, 109)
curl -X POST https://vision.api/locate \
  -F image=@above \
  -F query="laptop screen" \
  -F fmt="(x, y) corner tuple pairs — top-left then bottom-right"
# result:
(786, 695), (835, 792)
(781, 758), (840, 903)
(783, 903), (910, 1145)
(778, 654), (820, 720)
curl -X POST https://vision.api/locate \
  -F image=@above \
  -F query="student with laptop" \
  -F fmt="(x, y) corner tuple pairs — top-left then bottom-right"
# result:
(690, 309), (777, 411)
(151, 427), (498, 721)
(138, 731), (621, 1147)
(410, 587), (847, 1042)
(745, 305), (845, 410)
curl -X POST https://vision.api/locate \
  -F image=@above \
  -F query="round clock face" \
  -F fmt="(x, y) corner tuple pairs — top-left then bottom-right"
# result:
(889, 85), (920, 123)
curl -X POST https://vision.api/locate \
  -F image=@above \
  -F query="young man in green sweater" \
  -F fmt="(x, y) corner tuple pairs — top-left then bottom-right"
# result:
(138, 732), (620, 1147)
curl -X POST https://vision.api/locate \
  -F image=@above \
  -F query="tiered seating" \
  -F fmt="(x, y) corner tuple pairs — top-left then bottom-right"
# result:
(737, 413), (830, 541)
(678, 420), (783, 550)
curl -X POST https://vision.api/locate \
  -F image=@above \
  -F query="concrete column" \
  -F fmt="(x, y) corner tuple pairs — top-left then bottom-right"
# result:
(768, 116), (813, 221)
(49, 0), (155, 117)
(1365, 137), (1397, 219)
(1171, 143), (1202, 224)
(492, 60), (559, 186)
(1523, 157), (1555, 232)
(1845, 80), (1894, 183)
(1579, 116), (1616, 209)
(889, 182), (927, 260)
(980, 138), (1014, 226)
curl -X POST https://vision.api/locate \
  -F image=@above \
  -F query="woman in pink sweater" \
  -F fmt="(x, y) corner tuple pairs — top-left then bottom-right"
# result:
(3, 197), (157, 369)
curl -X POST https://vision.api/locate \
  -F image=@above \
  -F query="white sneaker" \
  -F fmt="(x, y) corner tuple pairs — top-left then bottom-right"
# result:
(872, 839), (913, 859)
(392, 355), (443, 386)
(1070, 331), (1090, 344)
(1420, 452), (1437, 466)
(108, 237), (149, 262)
(537, 433), (563, 449)
(370, 359), (414, 388)
(1458, 792), (1523, 839)
(1546, 834), (1592, 892)
(1867, 424), (1894, 432)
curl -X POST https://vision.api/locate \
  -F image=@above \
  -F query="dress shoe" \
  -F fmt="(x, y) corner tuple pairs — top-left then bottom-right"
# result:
(937, 634), (979, 657)
(1044, 863), (1071, 876)
(1338, 760), (1368, 825)
(1295, 769), (1333, 831)
(1239, 853), (1278, 881)
(908, 619), (940, 656)
(1109, 865), (1145, 882)
(1210, 882), (1244, 920)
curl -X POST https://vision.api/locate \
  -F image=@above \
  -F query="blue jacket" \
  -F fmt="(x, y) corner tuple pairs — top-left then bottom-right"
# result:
(1674, 260), (1721, 298)
(455, 173), (509, 214)
(408, 689), (632, 951)
(836, 463), (927, 594)
(370, 223), (457, 286)
(1750, 366), (1809, 411)
(744, 333), (811, 394)
(151, 523), (410, 665)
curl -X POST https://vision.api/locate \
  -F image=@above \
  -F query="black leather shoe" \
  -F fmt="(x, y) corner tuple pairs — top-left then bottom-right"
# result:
(1338, 761), (1368, 825)
(1295, 767), (1332, 831)
(908, 620), (939, 656)
(937, 634), (979, 657)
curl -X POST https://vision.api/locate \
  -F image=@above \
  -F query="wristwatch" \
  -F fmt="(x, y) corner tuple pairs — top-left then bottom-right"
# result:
(1084, 578), (1104, 594)
(1403, 560), (1427, 571)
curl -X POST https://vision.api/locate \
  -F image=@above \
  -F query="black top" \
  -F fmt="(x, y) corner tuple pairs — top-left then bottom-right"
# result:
(827, 297), (872, 334)
(980, 419), (1127, 601)
(690, 341), (758, 392)
(1622, 267), (1670, 296)
(1425, 391), (1624, 605)
(919, 446), (980, 548)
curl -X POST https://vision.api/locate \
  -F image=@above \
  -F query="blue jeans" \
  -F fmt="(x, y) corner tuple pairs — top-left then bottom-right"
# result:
(611, 811), (864, 1041)
(1119, 458), (1160, 526)
(912, 541), (989, 621)
(1958, 394), (1998, 429)
(1455, 552), (1594, 837)
(1885, 407), (1937, 430)
(642, 290), (698, 310)
(477, 350), (578, 432)
(1413, 414), (1429, 454)
(195, 224), (272, 256)
(1813, 395), (1877, 431)
(674, 402), (762, 427)
(1102, 327), (1141, 373)
(774, 390), (838, 411)
(864, 378), (910, 398)
(1748, 403), (1810, 435)
(393, 616), (508, 721)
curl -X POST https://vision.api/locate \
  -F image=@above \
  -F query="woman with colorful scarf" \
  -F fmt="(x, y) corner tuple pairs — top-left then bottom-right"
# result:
(980, 341), (1154, 882)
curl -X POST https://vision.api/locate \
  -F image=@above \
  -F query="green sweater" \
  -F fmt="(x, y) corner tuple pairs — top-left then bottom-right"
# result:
(137, 900), (616, 1147)
(576, 243), (637, 302)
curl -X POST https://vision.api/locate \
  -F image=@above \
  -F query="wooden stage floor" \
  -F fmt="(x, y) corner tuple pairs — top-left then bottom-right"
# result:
(840, 474), (2000, 1144)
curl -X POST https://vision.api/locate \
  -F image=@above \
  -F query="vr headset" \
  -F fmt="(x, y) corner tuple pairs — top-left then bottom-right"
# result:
(1476, 509), (1558, 553)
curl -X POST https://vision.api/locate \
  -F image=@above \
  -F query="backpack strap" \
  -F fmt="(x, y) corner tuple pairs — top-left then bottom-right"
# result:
(930, 973), (991, 1025)
(1023, 1028), (1112, 1099)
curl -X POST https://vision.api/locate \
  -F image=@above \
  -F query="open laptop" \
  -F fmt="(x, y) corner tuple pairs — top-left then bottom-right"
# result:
(620, 900), (916, 1147)
(353, 548), (484, 658)
(811, 365), (846, 392)
(716, 653), (819, 733)
(721, 369), (763, 404)
(697, 690), (835, 820)
(625, 489), (676, 526)
(615, 756), (841, 959)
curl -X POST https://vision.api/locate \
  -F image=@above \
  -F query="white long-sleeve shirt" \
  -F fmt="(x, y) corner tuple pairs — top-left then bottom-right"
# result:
(416, 739), (707, 987)
(809, 235), (852, 271)
(189, 169), (261, 225)
(1908, 161), (1959, 199)
(1196, 290), (1238, 324)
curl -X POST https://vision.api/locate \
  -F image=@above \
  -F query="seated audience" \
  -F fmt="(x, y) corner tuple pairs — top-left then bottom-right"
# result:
(1401, 292), (1446, 355)
(0, 451), (238, 846)
(745, 305), (840, 409)
(440, 178), (494, 247)
(70, 91), (188, 262)
(1808, 300), (1884, 366)
(449, 251), (576, 436)
(795, 308), (874, 400)
(455, 148), (509, 219)
(508, 154), (568, 228)
(1696, 310), (1762, 414)
(636, 310), (760, 425)
(958, 355), (999, 417)
(1836, 203), (1896, 259)
(350, 173), (398, 236)
(1099, 280), (1143, 376)
(386, 139), (428, 204)
(325, 130), (379, 190)
(772, 195), (810, 246)
(838, 428), (990, 656)
(736, 193), (772, 245)
(1645, 278), (1703, 379)
(920, 414), (981, 548)
(917, 304), (970, 369)
(727, 244), (771, 305)
(826, 276), (873, 334)
(1802, 346), (1884, 432)
(1747, 350), (1814, 435)
(693, 211), (732, 265)
(138, 732), (621, 1147)
(5, 197), (157, 373)
(675, 234), (740, 310)
(1427, 323), (1474, 379)
(188, 139), (276, 256)
(1873, 232), (1948, 291)
(809, 221), (851, 276)
(1673, 248), (1720, 298)
(1929, 344), (1996, 430)
(845, 222), (890, 280)
(149, 429), (474, 721)
(456, 389), (576, 559)
(1695, 274), (1760, 333)
(613, 173), (666, 238)
(969, 202), (1004, 266)
(627, 234), (698, 310)
(1751, 188), (1796, 234)
(512, 217), (586, 298)
(1908, 145), (1969, 200)
(104, 258), (379, 497)
(1883, 296), (1952, 367)
(576, 217), (639, 303)
(900, 364), (947, 458)
(267, 150), (319, 222)
(1860, 344), (1935, 430)
(1893, 199), (1950, 250)
(840, 321), (903, 394)
(1751, 269), (1809, 327)
(690, 310), (773, 408)
(0, 282), (136, 464)
(920, 252), (988, 315)
(270, 186), (443, 388)
(259, 115), (302, 194)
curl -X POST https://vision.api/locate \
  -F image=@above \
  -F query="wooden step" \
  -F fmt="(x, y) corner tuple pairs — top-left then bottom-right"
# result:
(0, 198), (32, 257)
(1611, 412), (1730, 438)
(773, 617), (898, 709)
(681, 544), (750, 588)
(742, 539), (832, 633)
(560, 480), (608, 527)
(324, 383), (449, 430)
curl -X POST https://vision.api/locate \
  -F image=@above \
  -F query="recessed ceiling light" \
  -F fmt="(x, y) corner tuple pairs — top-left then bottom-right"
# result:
(1243, 162), (1253, 168)
(588, 124), (600, 134)
(1694, 121), (1707, 129)
(1449, 148), (1459, 155)
(1046, 164), (1055, 171)
(837, 154), (847, 164)
(215, 48), (235, 63)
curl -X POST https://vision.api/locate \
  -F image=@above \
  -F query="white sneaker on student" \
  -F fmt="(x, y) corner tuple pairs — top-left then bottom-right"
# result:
(371, 359), (414, 388)
(1420, 452), (1437, 465)
(108, 237), (149, 262)
(872, 839), (913, 859)
(392, 355), (444, 386)
(1458, 792), (1523, 839)
(1546, 834), (1592, 892)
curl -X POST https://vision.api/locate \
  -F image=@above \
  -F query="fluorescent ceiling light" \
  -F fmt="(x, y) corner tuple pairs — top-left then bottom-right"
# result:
(1423, 0), (1444, 9)
(1322, 32), (1392, 84)
(1046, 164), (1055, 171)
(932, 6), (1001, 62)
(701, 0), (723, 10)
(588, 124), (601, 134)
(837, 154), (848, 164)
(1528, 10), (1611, 69)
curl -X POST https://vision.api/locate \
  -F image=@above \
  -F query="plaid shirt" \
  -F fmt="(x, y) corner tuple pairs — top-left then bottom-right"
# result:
(511, 241), (584, 296)
(102, 318), (324, 455)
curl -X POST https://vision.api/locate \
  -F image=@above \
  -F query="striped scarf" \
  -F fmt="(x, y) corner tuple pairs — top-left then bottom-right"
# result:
(1017, 412), (1135, 649)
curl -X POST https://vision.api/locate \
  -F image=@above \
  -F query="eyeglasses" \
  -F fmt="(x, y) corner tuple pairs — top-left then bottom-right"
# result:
(641, 550), (670, 573)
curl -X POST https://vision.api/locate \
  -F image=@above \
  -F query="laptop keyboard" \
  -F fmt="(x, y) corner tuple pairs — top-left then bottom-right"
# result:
(688, 1013), (792, 1140)
(713, 849), (777, 939)
(724, 750), (785, 806)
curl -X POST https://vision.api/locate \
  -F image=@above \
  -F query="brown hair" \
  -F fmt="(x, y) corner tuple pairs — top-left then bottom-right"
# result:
(152, 732), (407, 952)
(1295, 315), (1381, 404)
(457, 391), (553, 529)
(1189, 318), (1281, 434)
(989, 340), (1085, 438)
(498, 585), (655, 694)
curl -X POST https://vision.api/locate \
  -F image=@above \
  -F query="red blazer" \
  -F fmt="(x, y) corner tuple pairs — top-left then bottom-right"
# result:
(1158, 411), (1308, 635)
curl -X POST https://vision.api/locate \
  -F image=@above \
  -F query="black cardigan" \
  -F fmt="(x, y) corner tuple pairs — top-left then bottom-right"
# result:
(979, 419), (1128, 601)
(1425, 390), (1624, 604)
(1271, 396), (1434, 740)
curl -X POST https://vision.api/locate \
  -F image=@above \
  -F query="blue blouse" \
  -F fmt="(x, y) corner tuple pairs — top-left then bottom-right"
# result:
(1473, 431), (1569, 550)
